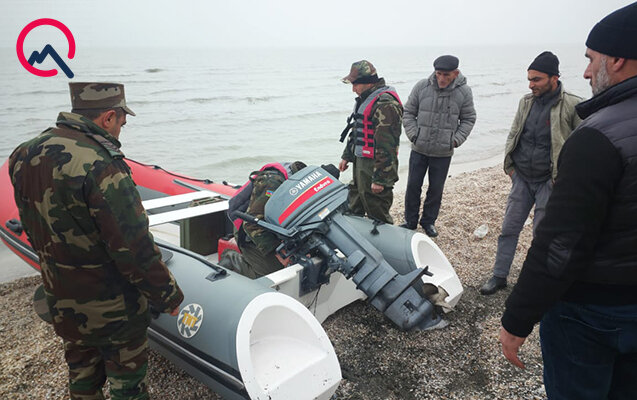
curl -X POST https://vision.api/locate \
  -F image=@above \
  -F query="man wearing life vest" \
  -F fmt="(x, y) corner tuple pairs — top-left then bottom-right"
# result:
(227, 161), (307, 278)
(339, 60), (403, 224)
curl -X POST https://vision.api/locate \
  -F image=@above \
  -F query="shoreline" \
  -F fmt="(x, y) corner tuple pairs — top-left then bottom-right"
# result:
(0, 162), (547, 400)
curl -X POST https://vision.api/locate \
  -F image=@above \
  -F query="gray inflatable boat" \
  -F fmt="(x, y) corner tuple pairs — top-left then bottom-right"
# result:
(1, 159), (463, 400)
(141, 165), (463, 399)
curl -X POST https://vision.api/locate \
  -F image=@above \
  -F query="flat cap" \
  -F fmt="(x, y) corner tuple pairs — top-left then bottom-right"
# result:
(433, 55), (459, 71)
(69, 82), (135, 116)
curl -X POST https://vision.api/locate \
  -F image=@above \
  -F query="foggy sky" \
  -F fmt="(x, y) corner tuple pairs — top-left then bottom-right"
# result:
(2, 0), (632, 49)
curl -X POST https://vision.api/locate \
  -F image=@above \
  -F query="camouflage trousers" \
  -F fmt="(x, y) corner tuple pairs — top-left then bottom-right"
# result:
(236, 241), (285, 279)
(63, 333), (149, 400)
(348, 157), (394, 224)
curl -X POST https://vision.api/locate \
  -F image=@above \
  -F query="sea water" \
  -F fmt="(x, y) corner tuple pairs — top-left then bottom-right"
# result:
(0, 45), (592, 188)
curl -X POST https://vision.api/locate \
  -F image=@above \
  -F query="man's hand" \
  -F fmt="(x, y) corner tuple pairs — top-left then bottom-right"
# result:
(339, 159), (349, 172)
(499, 326), (526, 369)
(170, 306), (179, 317)
(371, 183), (384, 194)
(276, 252), (292, 267)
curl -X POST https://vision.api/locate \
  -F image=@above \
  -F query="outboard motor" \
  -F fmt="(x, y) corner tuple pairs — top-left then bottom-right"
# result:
(235, 166), (445, 330)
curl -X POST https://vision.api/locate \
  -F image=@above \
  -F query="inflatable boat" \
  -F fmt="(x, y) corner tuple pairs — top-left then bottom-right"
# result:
(0, 158), (463, 400)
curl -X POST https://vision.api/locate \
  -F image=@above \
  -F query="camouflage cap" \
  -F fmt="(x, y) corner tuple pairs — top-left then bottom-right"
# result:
(342, 60), (380, 84)
(69, 82), (136, 116)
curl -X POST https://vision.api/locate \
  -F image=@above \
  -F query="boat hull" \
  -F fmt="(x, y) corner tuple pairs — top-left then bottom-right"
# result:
(0, 157), (464, 399)
(0, 158), (342, 400)
(148, 242), (341, 400)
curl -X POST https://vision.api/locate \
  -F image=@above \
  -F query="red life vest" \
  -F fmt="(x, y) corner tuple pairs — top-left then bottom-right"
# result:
(351, 86), (402, 159)
(228, 162), (293, 230)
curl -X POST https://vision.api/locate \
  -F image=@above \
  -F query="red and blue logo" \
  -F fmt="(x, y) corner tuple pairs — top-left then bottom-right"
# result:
(16, 18), (75, 78)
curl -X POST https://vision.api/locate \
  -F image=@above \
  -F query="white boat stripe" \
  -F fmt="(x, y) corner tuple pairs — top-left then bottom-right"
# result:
(147, 200), (229, 226)
(142, 190), (224, 210)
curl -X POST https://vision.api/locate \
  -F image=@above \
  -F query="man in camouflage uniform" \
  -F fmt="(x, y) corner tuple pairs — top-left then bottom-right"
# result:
(233, 161), (307, 278)
(339, 60), (403, 224)
(9, 82), (184, 400)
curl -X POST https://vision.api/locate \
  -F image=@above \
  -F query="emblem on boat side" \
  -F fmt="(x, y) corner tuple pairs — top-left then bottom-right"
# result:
(177, 303), (204, 338)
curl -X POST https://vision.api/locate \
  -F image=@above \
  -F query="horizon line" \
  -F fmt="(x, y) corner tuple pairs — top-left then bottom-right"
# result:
(1, 42), (585, 50)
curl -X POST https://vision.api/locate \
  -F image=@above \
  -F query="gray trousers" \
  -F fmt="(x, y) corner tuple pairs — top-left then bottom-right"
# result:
(493, 172), (552, 279)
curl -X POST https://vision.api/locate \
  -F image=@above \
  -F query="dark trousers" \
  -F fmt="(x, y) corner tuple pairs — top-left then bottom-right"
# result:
(540, 302), (637, 399)
(404, 151), (451, 226)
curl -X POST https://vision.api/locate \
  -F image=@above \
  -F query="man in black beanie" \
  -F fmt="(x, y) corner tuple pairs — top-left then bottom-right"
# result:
(479, 51), (582, 295)
(499, 2), (637, 399)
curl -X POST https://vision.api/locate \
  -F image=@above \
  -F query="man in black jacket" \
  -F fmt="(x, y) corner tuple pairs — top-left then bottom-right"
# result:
(499, 3), (637, 399)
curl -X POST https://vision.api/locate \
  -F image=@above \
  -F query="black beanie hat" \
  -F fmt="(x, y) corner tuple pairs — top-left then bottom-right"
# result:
(528, 51), (560, 76)
(586, 2), (637, 59)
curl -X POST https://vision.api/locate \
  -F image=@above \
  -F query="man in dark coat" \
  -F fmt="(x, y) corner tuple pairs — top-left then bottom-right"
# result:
(499, 4), (637, 398)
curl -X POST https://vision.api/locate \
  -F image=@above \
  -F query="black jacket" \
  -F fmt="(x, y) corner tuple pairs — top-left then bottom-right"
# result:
(502, 76), (637, 338)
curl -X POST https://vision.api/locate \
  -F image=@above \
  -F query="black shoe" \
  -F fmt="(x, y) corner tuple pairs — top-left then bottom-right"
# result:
(479, 276), (507, 295)
(421, 223), (438, 237)
(399, 222), (417, 230)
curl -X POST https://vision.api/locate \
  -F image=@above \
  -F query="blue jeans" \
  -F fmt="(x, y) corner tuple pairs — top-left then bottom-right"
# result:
(540, 302), (637, 400)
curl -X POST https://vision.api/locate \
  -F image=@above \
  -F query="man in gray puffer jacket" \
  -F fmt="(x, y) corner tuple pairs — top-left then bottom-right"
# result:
(402, 55), (476, 237)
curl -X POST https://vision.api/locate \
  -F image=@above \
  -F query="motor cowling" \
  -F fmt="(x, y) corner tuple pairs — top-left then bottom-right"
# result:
(263, 166), (444, 330)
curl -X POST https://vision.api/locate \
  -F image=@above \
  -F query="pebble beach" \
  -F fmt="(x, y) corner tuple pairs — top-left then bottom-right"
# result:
(0, 164), (545, 400)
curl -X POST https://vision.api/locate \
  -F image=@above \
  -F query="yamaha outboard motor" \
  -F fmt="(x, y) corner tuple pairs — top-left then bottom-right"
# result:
(236, 166), (444, 330)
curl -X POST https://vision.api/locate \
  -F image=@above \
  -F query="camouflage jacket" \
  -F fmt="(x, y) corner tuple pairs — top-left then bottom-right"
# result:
(341, 79), (403, 187)
(9, 112), (183, 346)
(238, 169), (286, 255)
